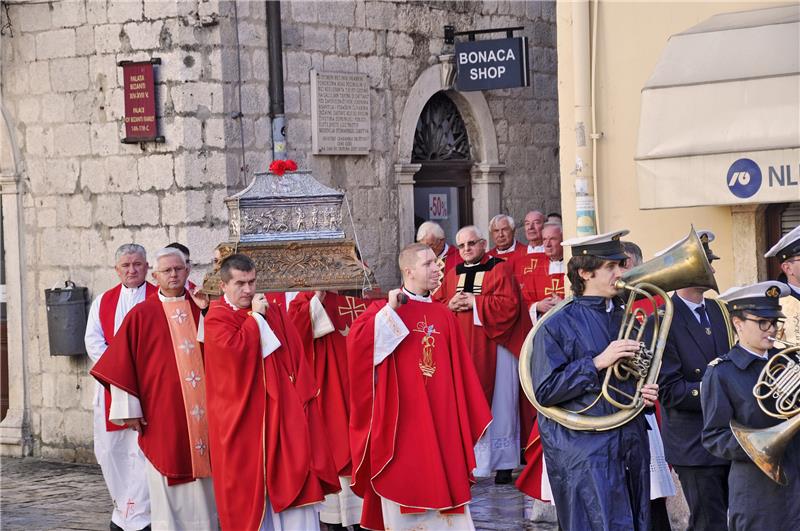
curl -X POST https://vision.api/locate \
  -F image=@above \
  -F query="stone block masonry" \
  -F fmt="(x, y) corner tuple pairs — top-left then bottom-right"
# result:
(1, 0), (559, 461)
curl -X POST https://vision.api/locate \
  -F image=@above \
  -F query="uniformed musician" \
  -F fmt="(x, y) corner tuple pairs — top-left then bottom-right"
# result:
(765, 225), (800, 347)
(657, 230), (734, 530)
(701, 281), (800, 530)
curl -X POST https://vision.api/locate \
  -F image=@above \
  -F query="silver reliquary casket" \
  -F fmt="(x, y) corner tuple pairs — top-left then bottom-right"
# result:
(202, 169), (375, 295)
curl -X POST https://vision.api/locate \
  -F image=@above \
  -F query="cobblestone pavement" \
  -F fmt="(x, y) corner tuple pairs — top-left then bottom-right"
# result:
(1, 457), (556, 530)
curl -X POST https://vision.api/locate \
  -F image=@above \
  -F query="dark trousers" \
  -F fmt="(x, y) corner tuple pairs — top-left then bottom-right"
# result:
(650, 497), (671, 531)
(673, 464), (730, 531)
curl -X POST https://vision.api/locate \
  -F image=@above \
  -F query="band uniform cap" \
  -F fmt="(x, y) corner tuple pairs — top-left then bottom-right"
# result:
(562, 229), (630, 260)
(718, 281), (789, 319)
(764, 225), (800, 262)
(654, 229), (719, 262)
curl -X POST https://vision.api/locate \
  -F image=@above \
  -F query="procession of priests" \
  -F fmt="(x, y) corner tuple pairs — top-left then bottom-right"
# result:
(85, 217), (800, 530)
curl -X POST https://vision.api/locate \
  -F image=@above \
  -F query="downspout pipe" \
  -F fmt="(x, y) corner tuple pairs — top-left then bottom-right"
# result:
(571, 0), (598, 236)
(266, 1), (286, 160)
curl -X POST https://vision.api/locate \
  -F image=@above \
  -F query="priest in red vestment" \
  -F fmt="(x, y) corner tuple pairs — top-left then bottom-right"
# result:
(203, 254), (340, 531)
(288, 289), (371, 530)
(91, 247), (217, 531)
(416, 220), (462, 274)
(513, 222), (566, 325)
(85, 243), (155, 531)
(487, 214), (526, 259)
(432, 225), (530, 484)
(347, 243), (492, 531)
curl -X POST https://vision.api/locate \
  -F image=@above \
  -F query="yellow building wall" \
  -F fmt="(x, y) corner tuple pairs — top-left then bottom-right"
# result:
(556, 1), (783, 293)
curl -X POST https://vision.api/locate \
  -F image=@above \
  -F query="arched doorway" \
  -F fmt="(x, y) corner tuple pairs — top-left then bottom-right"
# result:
(411, 92), (472, 243)
(395, 60), (505, 247)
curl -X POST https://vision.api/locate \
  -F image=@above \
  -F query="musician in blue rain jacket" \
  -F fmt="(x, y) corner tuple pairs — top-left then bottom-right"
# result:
(532, 230), (659, 531)
(701, 281), (800, 531)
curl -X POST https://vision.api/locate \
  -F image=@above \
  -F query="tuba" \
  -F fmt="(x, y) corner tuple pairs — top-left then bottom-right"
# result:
(731, 342), (800, 485)
(519, 227), (718, 431)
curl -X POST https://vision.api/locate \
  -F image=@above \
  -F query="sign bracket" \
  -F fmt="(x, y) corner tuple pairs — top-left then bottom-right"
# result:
(444, 25), (524, 45)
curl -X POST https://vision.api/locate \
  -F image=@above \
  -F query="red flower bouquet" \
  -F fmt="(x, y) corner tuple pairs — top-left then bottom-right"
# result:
(268, 159), (298, 176)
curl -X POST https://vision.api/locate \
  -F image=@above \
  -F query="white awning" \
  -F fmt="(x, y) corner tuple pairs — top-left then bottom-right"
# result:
(636, 4), (800, 209)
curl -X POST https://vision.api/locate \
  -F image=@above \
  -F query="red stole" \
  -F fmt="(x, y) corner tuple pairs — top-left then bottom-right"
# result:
(91, 296), (202, 481)
(432, 255), (531, 404)
(203, 299), (339, 531)
(97, 282), (157, 431)
(288, 292), (371, 476)
(347, 300), (492, 530)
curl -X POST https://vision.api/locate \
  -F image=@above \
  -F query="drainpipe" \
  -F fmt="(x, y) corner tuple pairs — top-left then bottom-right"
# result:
(266, 1), (286, 160)
(571, 0), (598, 236)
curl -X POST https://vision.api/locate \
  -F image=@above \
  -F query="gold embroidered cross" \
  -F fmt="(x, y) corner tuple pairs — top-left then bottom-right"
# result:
(338, 296), (367, 321)
(544, 278), (564, 297)
(412, 317), (440, 379)
(523, 258), (539, 275)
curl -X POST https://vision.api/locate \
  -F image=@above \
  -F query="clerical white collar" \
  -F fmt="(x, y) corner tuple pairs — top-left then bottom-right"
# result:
(402, 286), (431, 303)
(739, 343), (768, 360)
(121, 282), (147, 295)
(494, 241), (517, 255)
(462, 260), (482, 268)
(438, 243), (450, 260)
(158, 290), (186, 302)
(223, 294), (240, 311)
(528, 243), (544, 253)
(549, 258), (565, 274)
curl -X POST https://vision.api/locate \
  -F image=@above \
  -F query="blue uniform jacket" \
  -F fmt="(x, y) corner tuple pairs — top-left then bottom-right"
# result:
(532, 296), (651, 531)
(658, 294), (732, 466)
(701, 344), (800, 531)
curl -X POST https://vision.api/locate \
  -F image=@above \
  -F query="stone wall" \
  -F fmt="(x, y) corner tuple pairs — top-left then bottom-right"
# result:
(0, 0), (558, 460)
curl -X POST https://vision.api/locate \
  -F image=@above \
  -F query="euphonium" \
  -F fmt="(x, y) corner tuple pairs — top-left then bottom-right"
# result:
(519, 227), (718, 431)
(731, 343), (800, 485)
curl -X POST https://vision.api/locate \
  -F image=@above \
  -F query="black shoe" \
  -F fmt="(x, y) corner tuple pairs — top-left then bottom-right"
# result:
(138, 526), (152, 531)
(494, 469), (513, 484)
(110, 523), (123, 531)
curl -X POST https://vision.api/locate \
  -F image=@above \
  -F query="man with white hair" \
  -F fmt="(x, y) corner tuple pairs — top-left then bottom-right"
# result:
(487, 214), (525, 259)
(92, 247), (218, 530)
(85, 243), (155, 531)
(433, 225), (531, 484)
(523, 210), (547, 253)
(416, 220), (462, 273)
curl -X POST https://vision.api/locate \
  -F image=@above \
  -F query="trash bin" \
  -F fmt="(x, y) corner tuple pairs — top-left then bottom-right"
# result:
(45, 281), (89, 356)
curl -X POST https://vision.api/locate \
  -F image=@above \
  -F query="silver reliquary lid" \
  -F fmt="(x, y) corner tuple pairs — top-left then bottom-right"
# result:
(225, 169), (345, 242)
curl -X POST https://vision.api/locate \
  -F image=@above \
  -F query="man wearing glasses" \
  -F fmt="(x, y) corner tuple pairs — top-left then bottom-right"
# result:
(92, 247), (218, 530)
(433, 225), (530, 484)
(765, 224), (800, 348)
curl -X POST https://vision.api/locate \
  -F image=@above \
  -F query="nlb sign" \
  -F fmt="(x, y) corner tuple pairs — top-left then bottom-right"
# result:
(727, 158), (798, 199)
(455, 37), (529, 92)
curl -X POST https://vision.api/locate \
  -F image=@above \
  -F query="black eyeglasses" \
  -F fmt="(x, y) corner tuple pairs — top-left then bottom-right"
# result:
(742, 317), (783, 332)
(457, 239), (484, 250)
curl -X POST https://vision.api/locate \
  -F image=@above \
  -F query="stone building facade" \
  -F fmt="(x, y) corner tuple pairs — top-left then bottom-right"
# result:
(0, 0), (559, 460)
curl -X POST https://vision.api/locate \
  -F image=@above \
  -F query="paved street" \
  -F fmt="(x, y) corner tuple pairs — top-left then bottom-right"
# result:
(1, 457), (555, 530)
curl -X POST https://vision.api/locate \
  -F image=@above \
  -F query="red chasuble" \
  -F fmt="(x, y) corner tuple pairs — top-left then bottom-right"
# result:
(439, 243), (463, 273)
(347, 300), (492, 530)
(203, 299), (340, 531)
(515, 417), (548, 500)
(90, 296), (202, 481)
(487, 240), (527, 260)
(97, 282), (158, 432)
(509, 251), (558, 311)
(432, 255), (531, 403)
(288, 291), (371, 476)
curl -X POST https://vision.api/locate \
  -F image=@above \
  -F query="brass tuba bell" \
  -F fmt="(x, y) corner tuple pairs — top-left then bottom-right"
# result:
(519, 226), (718, 431)
(731, 344), (800, 485)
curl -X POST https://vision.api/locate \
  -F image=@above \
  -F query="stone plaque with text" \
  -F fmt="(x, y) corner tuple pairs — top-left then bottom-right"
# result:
(311, 70), (371, 155)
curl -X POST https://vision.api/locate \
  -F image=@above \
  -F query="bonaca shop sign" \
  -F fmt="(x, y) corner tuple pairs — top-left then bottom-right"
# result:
(455, 37), (529, 91)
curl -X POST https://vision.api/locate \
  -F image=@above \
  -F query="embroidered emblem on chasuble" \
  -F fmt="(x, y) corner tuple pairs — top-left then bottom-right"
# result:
(413, 317), (440, 378)
(544, 277), (564, 298)
(523, 257), (539, 275)
(162, 300), (211, 478)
